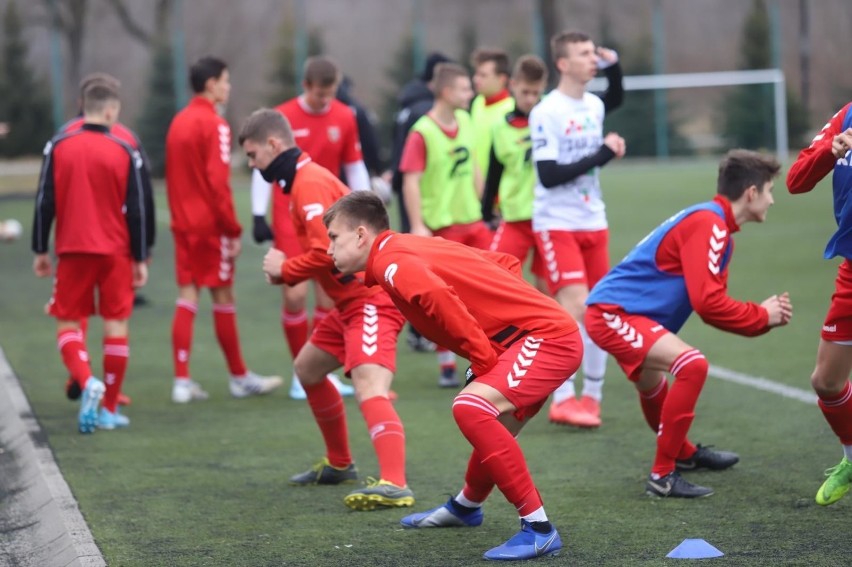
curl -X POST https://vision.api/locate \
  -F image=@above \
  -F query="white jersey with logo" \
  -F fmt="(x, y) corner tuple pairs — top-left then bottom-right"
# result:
(530, 89), (607, 231)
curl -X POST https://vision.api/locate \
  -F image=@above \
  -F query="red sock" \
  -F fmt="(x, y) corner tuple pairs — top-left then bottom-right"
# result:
(652, 349), (707, 477)
(462, 449), (495, 503)
(360, 395), (407, 486)
(103, 337), (129, 412)
(172, 300), (196, 379)
(282, 308), (308, 358)
(818, 381), (852, 445)
(213, 303), (247, 377)
(638, 376), (668, 432)
(57, 329), (92, 389)
(303, 377), (351, 468)
(452, 393), (541, 515)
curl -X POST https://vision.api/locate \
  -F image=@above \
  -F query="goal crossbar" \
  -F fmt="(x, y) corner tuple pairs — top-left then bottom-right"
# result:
(589, 69), (788, 160)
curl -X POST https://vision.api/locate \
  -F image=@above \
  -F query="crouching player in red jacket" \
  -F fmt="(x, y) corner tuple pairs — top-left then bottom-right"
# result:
(585, 150), (792, 498)
(323, 191), (582, 561)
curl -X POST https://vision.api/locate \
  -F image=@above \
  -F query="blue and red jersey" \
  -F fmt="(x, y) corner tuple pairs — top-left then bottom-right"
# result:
(587, 196), (769, 336)
(787, 102), (852, 260)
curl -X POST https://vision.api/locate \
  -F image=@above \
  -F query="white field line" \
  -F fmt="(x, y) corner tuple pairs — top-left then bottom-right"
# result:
(708, 364), (818, 405)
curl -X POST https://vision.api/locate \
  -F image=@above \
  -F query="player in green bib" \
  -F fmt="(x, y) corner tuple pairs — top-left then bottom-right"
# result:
(399, 62), (493, 388)
(481, 55), (550, 292)
(470, 48), (515, 180)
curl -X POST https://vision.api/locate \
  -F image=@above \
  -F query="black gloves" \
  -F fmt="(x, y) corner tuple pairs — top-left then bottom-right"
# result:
(252, 215), (274, 244)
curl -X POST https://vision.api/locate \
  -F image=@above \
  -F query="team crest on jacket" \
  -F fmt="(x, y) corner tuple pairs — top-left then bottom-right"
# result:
(327, 126), (341, 143)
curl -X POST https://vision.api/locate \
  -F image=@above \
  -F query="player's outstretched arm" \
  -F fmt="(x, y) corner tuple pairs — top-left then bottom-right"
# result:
(787, 104), (851, 194)
(678, 213), (770, 336)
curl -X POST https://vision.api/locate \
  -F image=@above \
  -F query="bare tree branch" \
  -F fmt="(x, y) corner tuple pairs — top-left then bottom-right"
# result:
(103, 0), (152, 45)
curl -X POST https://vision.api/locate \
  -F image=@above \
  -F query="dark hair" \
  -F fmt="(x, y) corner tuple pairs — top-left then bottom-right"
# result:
(238, 108), (294, 146)
(716, 149), (781, 200)
(512, 54), (548, 83)
(470, 47), (510, 77)
(82, 83), (119, 114)
(550, 30), (592, 63)
(323, 191), (390, 233)
(421, 52), (452, 82)
(303, 56), (340, 87)
(189, 57), (227, 94)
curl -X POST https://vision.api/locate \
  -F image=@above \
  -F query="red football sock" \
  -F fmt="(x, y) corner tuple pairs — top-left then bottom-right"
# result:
(452, 393), (542, 515)
(172, 300), (196, 379)
(461, 449), (495, 504)
(360, 395), (407, 486)
(103, 337), (129, 412)
(818, 381), (852, 445)
(282, 308), (308, 358)
(57, 329), (92, 389)
(213, 303), (247, 377)
(303, 377), (351, 468)
(638, 375), (668, 432)
(652, 349), (707, 477)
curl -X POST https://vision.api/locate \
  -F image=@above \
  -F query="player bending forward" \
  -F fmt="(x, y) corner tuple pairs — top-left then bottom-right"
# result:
(324, 191), (582, 561)
(585, 150), (792, 498)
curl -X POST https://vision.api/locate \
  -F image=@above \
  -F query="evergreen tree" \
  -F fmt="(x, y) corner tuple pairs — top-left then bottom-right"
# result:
(600, 32), (691, 156)
(377, 34), (417, 155)
(457, 22), (478, 72)
(722, 0), (807, 151)
(136, 38), (176, 177)
(266, 15), (325, 105)
(0, 0), (53, 156)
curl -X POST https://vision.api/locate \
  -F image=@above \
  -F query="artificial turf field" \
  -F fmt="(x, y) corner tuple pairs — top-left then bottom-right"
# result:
(0, 159), (848, 566)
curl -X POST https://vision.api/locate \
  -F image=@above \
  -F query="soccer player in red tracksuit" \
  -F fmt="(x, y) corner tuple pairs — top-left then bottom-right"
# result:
(165, 57), (282, 404)
(239, 109), (412, 511)
(585, 150), (792, 498)
(59, 73), (155, 408)
(32, 83), (148, 434)
(323, 191), (582, 561)
(250, 56), (369, 400)
(787, 101), (852, 505)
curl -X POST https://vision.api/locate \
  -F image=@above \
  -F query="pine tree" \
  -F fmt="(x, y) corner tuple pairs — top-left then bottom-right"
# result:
(136, 38), (176, 177)
(599, 31), (691, 156)
(0, 0), (53, 156)
(722, 0), (807, 151)
(457, 22), (478, 72)
(376, 34), (417, 153)
(266, 15), (325, 105)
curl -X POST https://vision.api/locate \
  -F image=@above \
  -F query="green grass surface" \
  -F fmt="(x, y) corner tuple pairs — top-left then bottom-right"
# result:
(0, 162), (847, 566)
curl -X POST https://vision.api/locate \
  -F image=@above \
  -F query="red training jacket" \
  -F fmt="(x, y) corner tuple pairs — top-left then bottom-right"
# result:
(364, 231), (578, 375)
(33, 124), (147, 261)
(787, 102), (852, 194)
(280, 155), (383, 310)
(276, 97), (362, 175)
(165, 96), (241, 237)
(654, 195), (769, 335)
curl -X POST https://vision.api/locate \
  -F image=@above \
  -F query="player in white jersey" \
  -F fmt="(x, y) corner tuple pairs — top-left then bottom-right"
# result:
(530, 29), (625, 428)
